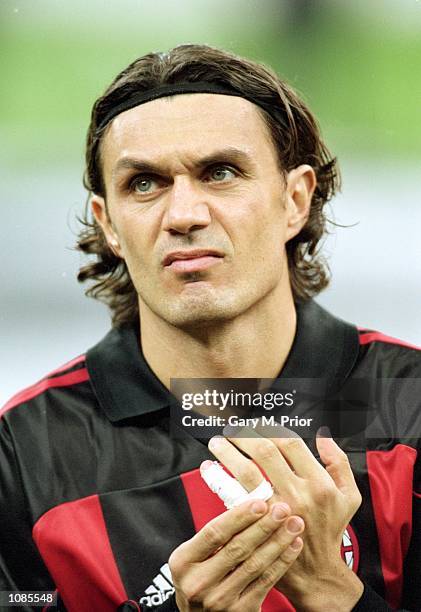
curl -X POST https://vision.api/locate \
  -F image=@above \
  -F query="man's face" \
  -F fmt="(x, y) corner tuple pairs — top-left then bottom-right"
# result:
(94, 93), (311, 329)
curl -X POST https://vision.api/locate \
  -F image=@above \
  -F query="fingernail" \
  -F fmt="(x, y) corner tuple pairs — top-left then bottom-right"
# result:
(271, 503), (289, 521)
(287, 517), (304, 534)
(251, 501), (266, 514)
(200, 460), (214, 471)
(290, 537), (302, 550)
(209, 436), (224, 450)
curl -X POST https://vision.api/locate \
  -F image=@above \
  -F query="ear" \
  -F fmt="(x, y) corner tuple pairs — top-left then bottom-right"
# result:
(284, 164), (317, 242)
(91, 195), (123, 258)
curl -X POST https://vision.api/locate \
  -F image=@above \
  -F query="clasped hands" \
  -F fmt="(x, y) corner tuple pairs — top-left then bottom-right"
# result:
(169, 426), (363, 612)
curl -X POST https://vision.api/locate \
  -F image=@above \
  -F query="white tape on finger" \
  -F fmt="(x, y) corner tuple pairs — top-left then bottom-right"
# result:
(242, 479), (274, 504)
(201, 462), (249, 509)
(201, 461), (274, 509)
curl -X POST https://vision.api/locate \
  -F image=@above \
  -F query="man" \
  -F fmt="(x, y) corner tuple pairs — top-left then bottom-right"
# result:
(1, 44), (420, 611)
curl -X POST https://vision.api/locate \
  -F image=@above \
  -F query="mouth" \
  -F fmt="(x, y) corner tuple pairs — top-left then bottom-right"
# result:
(162, 249), (224, 274)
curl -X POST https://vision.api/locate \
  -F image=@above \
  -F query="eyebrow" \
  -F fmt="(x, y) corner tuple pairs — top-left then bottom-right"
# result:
(112, 147), (254, 181)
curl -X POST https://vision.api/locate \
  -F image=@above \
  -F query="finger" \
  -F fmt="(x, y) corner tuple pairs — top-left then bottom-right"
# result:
(219, 515), (304, 596)
(239, 536), (303, 604)
(316, 433), (359, 497)
(208, 436), (265, 492)
(266, 425), (325, 479)
(248, 421), (323, 479)
(177, 498), (268, 563)
(201, 504), (296, 597)
(200, 460), (250, 508)
(223, 428), (297, 490)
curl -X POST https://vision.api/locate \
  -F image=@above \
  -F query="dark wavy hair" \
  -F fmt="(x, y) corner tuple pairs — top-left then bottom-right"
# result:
(77, 44), (340, 327)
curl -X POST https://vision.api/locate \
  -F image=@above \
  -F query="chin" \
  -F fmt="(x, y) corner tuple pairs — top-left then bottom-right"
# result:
(155, 289), (248, 329)
(166, 303), (240, 330)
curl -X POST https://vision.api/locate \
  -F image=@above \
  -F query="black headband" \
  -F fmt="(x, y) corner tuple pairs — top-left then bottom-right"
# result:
(97, 81), (284, 131)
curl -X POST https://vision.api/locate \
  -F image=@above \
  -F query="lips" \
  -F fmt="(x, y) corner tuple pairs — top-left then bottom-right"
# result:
(162, 249), (224, 274)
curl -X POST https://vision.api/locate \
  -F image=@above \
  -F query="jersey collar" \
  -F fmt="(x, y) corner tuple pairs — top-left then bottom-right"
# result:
(86, 299), (359, 422)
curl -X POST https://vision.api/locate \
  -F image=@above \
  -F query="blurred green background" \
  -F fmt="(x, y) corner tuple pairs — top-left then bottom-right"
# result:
(1, 0), (421, 168)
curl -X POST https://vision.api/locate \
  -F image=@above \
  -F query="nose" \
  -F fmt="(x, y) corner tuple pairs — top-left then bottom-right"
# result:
(162, 176), (211, 235)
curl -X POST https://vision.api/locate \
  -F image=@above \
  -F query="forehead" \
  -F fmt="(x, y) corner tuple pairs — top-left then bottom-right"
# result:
(101, 93), (276, 174)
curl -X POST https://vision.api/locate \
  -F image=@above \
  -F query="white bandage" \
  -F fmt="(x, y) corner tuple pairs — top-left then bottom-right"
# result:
(201, 461), (273, 509)
(245, 479), (274, 504)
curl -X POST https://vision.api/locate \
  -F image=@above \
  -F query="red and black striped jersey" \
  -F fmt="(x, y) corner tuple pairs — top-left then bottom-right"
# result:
(1, 300), (420, 611)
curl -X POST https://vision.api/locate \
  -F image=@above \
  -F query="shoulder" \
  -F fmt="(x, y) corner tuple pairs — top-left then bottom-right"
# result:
(356, 327), (421, 375)
(0, 354), (90, 421)
(358, 328), (421, 352)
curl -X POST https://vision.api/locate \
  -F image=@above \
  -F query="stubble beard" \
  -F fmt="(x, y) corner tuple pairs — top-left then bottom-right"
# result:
(142, 283), (244, 331)
(137, 269), (284, 333)
(138, 273), (254, 331)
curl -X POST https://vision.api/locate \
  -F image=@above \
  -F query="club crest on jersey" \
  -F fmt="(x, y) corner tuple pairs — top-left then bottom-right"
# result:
(341, 525), (359, 572)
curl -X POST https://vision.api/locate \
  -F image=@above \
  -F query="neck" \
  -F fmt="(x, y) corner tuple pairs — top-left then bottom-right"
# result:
(139, 284), (297, 391)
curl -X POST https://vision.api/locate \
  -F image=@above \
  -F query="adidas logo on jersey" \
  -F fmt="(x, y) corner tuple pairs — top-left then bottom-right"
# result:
(140, 563), (175, 607)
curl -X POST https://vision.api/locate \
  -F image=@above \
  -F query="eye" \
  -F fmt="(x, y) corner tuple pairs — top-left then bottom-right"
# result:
(130, 176), (161, 194)
(206, 165), (237, 183)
